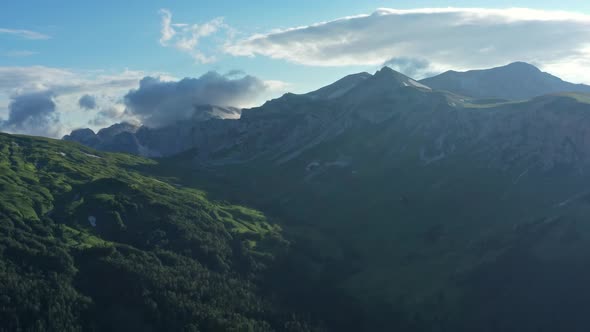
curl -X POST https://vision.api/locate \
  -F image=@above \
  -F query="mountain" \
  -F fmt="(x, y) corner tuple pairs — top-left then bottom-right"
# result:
(55, 66), (590, 330)
(64, 67), (438, 158)
(63, 105), (241, 156)
(305, 72), (372, 100)
(156, 87), (590, 331)
(420, 61), (590, 100)
(0, 133), (362, 331)
(145, 69), (590, 331)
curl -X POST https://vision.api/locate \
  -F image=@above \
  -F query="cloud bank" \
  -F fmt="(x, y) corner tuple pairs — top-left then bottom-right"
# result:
(0, 65), (283, 136)
(0, 66), (148, 137)
(0, 91), (62, 137)
(224, 7), (590, 83)
(124, 71), (269, 127)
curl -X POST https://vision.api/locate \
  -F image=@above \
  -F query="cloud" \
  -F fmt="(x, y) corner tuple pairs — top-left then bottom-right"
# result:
(224, 7), (590, 83)
(89, 104), (128, 127)
(0, 66), (76, 93)
(0, 28), (50, 40)
(0, 65), (284, 135)
(78, 94), (97, 110)
(0, 91), (63, 137)
(1, 50), (38, 57)
(158, 9), (230, 63)
(159, 9), (176, 45)
(0, 66), (155, 136)
(124, 71), (270, 127)
(383, 57), (438, 79)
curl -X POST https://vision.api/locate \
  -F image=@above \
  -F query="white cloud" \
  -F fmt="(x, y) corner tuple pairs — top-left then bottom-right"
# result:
(0, 65), (286, 136)
(158, 9), (229, 63)
(123, 71), (287, 127)
(0, 66), (152, 136)
(89, 104), (128, 127)
(0, 66), (77, 93)
(1, 50), (38, 57)
(0, 66), (162, 96)
(0, 28), (50, 40)
(159, 9), (176, 45)
(224, 7), (590, 83)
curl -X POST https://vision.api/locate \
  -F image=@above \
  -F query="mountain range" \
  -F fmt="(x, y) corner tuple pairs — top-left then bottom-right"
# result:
(65, 62), (590, 160)
(421, 61), (590, 100)
(4, 61), (590, 331)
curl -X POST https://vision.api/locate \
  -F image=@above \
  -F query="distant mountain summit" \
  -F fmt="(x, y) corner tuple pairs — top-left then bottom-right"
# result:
(420, 62), (590, 100)
(305, 72), (372, 100)
(305, 67), (432, 101)
(341, 66), (432, 102)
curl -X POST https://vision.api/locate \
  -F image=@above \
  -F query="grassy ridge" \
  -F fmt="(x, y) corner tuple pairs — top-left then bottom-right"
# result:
(0, 133), (316, 331)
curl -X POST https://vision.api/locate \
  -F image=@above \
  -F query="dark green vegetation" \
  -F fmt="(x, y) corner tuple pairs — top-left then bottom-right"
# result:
(0, 133), (345, 332)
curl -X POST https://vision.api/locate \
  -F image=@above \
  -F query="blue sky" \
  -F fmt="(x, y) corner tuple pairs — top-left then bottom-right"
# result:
(1, 0), (590, 136)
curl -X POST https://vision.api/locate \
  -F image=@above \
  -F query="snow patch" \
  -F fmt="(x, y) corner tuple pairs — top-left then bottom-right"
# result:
(82, 152), (101, 159)
(408, 79), (431, 90)
(513, 169), (529, 184)
(420, 147), (446, 165)
(554, 191), (588, 208)
(306, 161), (320, 171)
(88, 216), (97, 227)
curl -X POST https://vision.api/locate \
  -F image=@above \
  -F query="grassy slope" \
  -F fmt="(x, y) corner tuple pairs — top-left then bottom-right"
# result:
(0, 133), (322, 332)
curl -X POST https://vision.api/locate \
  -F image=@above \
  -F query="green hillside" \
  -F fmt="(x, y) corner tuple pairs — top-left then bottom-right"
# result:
(0, 133), (328, 332)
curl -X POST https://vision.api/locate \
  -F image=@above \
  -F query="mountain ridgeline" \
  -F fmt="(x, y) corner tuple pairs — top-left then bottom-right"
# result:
(420, 61), (590, 100)
(6, 62), (590, 331)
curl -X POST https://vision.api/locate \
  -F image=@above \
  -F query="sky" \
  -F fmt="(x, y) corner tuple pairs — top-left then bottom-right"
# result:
(1, 0), (590, 137)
